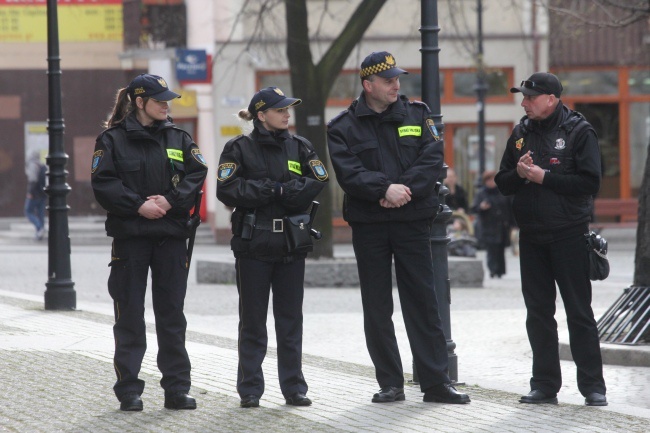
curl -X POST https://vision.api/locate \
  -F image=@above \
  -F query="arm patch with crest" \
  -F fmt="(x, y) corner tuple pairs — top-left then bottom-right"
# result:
(217, 163), (237, 181)
(309, 160), (328, 181)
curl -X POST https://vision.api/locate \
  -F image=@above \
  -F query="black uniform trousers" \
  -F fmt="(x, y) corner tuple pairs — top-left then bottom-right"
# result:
(519, 230), (606, 397)
(235, 257), (308, 399)
(350, 219), (450, 392)
(108, 237), (191, 400)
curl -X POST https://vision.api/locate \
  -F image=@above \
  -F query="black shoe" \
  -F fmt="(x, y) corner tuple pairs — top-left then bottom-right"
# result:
(423, 383), (470, 404)
(164, 392), (197, 410)
(372, 386), (405, 403)
(119, 392), (143, 411)
(519, 389), (558, 404)
(285, 392), (312, 406)
(585, 392), (607, 406)
(240, 395), (260, 408)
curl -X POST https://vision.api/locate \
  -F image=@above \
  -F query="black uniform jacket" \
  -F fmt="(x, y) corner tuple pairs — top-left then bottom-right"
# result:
(495, 102), (600, 240)
(216, 122), (328, 261)
(91, 113), (208, 239)
(327, 93), (444, 223)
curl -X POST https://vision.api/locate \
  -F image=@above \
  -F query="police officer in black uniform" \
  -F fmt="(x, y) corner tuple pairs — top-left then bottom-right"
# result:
(496, 72), (607, 406)
(327, 51), (470, 405)
(91, 74), (208, 411)
(216, 87), (328, 408)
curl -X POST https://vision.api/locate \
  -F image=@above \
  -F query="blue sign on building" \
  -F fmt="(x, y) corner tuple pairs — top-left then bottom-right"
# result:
(176, 49), (208, 82)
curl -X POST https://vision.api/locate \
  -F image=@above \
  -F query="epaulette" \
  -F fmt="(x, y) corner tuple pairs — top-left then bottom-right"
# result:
(408, 99), (431, 112)
(327, 109), (349, 128)
(292, 134), (313, 149)
(96, 124), (119, 140)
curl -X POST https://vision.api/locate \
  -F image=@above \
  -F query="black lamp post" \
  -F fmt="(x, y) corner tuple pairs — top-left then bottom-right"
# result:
(44, 0), (76, 310)
(475, 0), (487, 181)
(419, 0), (459, 383)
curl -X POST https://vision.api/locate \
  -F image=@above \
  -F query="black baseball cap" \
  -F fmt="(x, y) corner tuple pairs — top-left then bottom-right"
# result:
(127, 74), (180, 101)
(360, 51), (409, 79)
(510, 72), (563, 98)
(247, 87), (301, 116)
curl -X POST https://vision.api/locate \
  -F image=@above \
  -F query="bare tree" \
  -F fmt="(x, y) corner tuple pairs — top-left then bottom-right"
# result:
(216, 0), (387, 258)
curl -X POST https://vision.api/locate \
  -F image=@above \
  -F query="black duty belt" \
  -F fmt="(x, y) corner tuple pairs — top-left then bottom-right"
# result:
(254, 218), (284, 233)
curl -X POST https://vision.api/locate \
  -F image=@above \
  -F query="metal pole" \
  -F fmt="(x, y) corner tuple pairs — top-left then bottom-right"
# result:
(44, 0), (76, 310)
(475, 0), (487, 181)
(419, 0), (458, 383)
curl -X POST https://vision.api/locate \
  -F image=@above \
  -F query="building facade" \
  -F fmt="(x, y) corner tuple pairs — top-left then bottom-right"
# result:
(1, 0), (647, 233)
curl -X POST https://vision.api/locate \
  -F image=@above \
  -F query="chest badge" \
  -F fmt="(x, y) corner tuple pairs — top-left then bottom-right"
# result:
(171, 174), (180, 187)
(554, 138), (566, 150)
(515, 138), (524, 151)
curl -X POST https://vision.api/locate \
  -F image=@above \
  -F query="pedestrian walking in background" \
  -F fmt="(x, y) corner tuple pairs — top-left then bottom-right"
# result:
(216, 87), (328, 409)
(91, 73), (208, 411)
(327, 51), (470, 405)
(495, 72), (607, 407)
(24, 150), (47, 240)
(471, 170), (513, 278)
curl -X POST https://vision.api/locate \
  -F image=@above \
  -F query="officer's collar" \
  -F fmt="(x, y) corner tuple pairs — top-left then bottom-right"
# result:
(125, 112), (173, 134)
(355, 93), (407, 121)
(253, 120), (291, 144)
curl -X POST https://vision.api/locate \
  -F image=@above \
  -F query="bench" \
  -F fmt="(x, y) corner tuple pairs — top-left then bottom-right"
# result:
(593, 198), (638, 223)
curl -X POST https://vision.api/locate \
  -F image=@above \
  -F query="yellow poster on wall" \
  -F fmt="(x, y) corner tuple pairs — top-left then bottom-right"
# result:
(0, 0), (123, 43)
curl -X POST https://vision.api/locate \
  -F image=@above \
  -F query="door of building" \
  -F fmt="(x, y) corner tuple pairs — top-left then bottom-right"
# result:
(574, 103), (619, 199)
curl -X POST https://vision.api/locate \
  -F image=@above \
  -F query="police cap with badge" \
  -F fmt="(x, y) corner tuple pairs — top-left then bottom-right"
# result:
(247, 87), (302, 116)
(127, 73), (181, 101)
(359, 51), (409, 80)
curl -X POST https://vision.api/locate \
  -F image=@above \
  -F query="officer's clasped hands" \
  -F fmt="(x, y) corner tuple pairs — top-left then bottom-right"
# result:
(138, 197), (167, 219)
(380, 184), (412, 208)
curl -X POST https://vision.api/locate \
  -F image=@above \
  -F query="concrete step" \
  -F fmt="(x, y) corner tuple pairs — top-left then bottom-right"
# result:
(0, 217), (216, 245)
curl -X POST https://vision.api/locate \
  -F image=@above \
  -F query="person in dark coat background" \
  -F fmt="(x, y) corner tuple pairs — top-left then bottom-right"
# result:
(471, 170), (512, 278)
(444, 167), (468, 212)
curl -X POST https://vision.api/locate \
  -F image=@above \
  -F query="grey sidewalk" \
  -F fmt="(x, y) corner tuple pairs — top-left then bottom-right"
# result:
(0, 226), (649, 432)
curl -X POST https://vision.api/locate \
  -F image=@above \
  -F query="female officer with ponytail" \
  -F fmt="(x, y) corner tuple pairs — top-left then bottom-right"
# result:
(91, 73), (207, 412)
(216, 87), (328, 408)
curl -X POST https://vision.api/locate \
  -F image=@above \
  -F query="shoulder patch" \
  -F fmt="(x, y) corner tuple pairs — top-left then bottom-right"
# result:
(426, 119), (440, 141)
(309, 160), (328, 181)
(91, 150), (104, 173)
(327, 109), (349, 128)
(191, 148), (207, 166)
(217, 163), (237, 182)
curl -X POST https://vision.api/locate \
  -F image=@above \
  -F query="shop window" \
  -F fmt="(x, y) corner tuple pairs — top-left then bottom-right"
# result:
(258, 67), (516, 106)
(557, 70), (618, 96)
(452, 70), (509, 98)
(629, 69), (650, 96)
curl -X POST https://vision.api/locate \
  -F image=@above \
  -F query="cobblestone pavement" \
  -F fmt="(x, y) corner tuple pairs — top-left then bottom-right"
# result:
(0, 226), (649, 432)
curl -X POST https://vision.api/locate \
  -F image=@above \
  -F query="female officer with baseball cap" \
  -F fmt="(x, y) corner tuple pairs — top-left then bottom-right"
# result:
(217, 87), (328, 408)
(91, 73), (207, 411)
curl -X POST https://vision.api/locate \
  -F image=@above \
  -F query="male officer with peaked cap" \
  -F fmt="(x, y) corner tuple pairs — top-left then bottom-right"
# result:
(496, 72), (606, 406)
(327, 51), (470, 405)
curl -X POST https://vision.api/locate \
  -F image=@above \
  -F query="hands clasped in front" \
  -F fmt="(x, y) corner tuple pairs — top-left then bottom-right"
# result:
(380, 184), (412, 208)
(137, 195), (171, 219)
